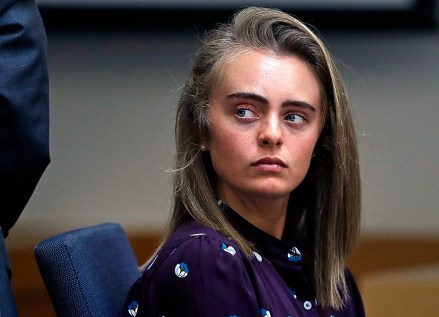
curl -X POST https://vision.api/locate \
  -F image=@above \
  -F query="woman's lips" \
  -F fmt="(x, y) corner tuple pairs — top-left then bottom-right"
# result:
(251, 157), (287, 172)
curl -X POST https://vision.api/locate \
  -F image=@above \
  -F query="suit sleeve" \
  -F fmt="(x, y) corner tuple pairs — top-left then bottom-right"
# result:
(0, 0), (50, 237)
(128, 235), (259, 317)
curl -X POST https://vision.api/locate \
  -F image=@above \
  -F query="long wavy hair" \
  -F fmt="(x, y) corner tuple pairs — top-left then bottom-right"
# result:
(166, 6), (361, 309)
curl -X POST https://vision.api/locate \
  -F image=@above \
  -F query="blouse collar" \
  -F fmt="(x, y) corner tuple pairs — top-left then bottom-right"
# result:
(218, 200), (315, 298)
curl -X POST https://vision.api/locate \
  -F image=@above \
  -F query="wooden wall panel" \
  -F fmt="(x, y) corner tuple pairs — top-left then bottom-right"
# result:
(8, 232), (439, 317)
(361, 265), (439, 317)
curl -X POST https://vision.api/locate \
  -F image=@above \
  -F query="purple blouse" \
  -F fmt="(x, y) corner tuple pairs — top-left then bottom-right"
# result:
(121, 204), (365, 317)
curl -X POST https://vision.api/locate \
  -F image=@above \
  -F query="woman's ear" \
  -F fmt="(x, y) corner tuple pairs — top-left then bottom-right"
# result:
(200, 144), (209, 151)
(200, 135), (209, 151)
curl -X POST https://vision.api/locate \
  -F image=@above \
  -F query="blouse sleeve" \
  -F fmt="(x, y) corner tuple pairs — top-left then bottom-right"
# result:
(131, 234), (259, 317)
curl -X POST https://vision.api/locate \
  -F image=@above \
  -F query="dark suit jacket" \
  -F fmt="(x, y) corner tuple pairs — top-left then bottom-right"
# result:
(0, 0), (50, 238)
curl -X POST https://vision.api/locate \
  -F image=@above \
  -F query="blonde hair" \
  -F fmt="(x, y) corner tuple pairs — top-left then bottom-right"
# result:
(165, 7), (361, 309)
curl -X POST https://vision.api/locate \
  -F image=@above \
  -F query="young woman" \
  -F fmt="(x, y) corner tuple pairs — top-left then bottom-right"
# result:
(121, 7), (364, 317)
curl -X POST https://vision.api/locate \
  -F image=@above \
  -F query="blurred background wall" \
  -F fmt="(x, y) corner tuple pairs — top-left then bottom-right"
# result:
(5, 0), (439, 316)
(8, 0), (439, 242)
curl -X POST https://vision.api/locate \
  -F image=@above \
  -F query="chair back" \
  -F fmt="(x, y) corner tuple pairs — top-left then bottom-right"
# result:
(35, 223), (141, 317)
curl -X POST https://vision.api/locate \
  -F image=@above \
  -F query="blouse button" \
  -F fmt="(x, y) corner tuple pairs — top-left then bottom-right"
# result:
(253, 251), (263, 262)
(303, 300), (312, 310)
(287, 246), (302, 262)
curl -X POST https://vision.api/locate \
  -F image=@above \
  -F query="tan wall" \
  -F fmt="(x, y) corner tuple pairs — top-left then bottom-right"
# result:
(13, 29), (439, 241)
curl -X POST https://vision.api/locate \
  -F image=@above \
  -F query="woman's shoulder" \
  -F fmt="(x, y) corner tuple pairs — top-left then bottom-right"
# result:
(339, 269), (365, 317)
(121, 221), (259, 316)
(144, 220), (245, 275)
(167, 220), (237, 247)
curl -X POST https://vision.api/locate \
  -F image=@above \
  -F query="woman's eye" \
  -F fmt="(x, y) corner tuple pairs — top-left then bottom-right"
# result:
(235, 108), (255, 118)
(285, 113), (306, 124)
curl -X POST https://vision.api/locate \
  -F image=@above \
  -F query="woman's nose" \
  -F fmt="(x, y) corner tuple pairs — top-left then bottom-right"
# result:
(258, 115), (283, 147)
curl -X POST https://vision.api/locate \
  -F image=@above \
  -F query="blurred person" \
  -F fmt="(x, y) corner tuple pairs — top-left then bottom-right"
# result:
(121, 7), (363, 317)
(0, 0), (49, 314)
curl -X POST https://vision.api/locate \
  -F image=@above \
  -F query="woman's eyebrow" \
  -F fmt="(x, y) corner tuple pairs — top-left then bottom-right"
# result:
(283, 100), (316, 112)
(226, 91), (316, 112)
(226, 91), (267, 103)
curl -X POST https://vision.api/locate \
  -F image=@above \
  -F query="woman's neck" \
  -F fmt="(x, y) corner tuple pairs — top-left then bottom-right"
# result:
(219, 192), (289, 240)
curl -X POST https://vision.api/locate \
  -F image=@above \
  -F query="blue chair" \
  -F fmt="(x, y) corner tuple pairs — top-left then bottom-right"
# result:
(34, 223), (141, 317)
(0, 232), (18, 316)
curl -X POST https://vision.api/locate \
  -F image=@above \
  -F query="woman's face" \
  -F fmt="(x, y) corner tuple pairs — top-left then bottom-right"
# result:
(206, 50), (323, 204)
